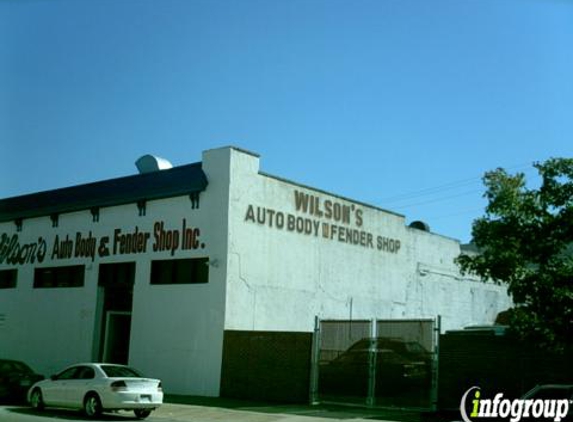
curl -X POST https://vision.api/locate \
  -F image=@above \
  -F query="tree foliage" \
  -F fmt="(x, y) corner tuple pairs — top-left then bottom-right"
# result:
(456, 158), (573, 351)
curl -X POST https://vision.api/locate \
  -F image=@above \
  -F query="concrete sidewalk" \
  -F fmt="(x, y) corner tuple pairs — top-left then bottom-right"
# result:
(155, 403), (367, 422)
(154, 402), (399, 422)
(154, 396), (427, 422)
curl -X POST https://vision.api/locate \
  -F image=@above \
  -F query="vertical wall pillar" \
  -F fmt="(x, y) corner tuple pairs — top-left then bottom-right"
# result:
(309, 316), (321, 405)
(366, 318), (377, 407)
(431, 315), (441, 411)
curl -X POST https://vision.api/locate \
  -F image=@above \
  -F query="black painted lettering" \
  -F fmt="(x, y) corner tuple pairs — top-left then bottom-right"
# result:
(313, 220), (320, 236)
(287, 214), (296, 231)
(294, 191), (310, 213)
(276, 212), (285, 229)
(322, 223), (330, 238)
(355, 209), (363, 227)
(245, 205), (255, 222)
(267, 209), (275, 227)
(324, 200), (332, 219)
(256, 207), (266, 224)
(114, 229), (122, 254)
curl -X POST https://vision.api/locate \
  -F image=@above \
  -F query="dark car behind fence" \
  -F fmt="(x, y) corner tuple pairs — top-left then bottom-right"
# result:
(310, 318), (440, 410)
(219, 318), (439, 409)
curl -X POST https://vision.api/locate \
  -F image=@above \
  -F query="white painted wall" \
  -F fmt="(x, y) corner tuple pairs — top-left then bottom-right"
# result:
(1, 211), (102, 377)
(0, 147), (232, 395)
(224, 149), (511, 333)
(128, 147), (231, 395)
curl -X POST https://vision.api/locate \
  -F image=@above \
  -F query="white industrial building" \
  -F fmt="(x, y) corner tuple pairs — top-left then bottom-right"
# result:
(0, 146), (511, 399)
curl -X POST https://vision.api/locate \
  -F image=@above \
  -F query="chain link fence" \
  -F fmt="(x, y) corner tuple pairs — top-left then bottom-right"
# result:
(310, 317), (440, 410)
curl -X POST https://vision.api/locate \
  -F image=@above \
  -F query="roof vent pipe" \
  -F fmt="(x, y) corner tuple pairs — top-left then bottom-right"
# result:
(135, 155), (173, 174)
(409, 220), (430, 232)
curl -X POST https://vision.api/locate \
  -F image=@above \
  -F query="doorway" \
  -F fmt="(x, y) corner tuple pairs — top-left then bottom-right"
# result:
(94, 263), (135, 364)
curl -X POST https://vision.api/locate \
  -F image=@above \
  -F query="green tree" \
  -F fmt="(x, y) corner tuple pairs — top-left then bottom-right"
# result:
(456, 158), (573, 351)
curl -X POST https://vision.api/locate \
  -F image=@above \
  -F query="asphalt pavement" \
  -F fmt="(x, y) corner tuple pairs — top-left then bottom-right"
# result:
(157, 395), (428, 422)
(1, 395), (440, 422)
(157, 402), (366, 422)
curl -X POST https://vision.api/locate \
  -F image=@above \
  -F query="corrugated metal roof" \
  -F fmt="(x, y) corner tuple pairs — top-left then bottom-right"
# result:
(0, 162), (208, 223)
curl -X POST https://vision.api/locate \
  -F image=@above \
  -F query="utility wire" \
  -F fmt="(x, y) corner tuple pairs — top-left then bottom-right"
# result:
(392, 189), (483, 210)
(424, 207), (486, 221)
(380, 179), (482, 205)
(379, 163), (535, 207)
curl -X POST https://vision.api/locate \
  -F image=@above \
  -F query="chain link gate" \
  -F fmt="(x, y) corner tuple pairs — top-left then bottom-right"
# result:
(310, 316), (440, 410)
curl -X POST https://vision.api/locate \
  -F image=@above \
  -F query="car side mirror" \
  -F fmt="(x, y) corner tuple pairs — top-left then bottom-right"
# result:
(50, 374), (57, 380)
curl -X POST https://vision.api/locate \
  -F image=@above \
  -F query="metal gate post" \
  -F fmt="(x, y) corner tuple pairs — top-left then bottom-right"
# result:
(366, 318), (377, 407)
(430, 315), (441, 411)
(309, 316), (321, 405)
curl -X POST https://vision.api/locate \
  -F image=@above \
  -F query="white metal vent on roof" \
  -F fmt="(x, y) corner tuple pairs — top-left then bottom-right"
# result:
(135, 155), (173, 174)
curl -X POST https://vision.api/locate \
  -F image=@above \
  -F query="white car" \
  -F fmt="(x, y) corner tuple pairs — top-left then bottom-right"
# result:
(27, 363), (163, 419)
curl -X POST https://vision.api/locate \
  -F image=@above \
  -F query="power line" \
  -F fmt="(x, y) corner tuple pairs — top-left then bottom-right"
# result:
(379, 163), (535, 207)
(380, 178), (482, 205)
(392, 189), (483, 210)
(423, 207), (486, 221)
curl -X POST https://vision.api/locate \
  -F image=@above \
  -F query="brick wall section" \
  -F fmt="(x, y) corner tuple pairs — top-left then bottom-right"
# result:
(438, 333), (573, 410)
(220, 330), (313, 403)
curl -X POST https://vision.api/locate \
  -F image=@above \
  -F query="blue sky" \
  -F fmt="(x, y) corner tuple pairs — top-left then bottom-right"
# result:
(1, 0), (571, 242)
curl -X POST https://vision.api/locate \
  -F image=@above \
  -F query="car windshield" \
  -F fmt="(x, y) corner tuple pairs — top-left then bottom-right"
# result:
(403, 342), (429, 355)
(0, 360), (32, 374)
(101, 365), (142, 378)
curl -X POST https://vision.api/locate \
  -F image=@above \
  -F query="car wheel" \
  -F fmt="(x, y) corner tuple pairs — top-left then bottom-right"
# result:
(30, 388), (44, 411)
(134, 409), (152, 419)
(83, 393), (102, 418)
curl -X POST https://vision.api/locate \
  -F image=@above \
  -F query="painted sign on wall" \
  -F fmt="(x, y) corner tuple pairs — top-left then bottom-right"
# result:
(0, 218), (205, 266)
(244, 190), (401, 254)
